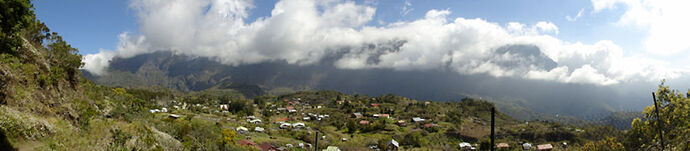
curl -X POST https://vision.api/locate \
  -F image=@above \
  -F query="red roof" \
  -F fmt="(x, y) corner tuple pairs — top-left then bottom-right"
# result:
(275, 117), (290, 122)
(379, 114), (390, 118)
(286, 106), (295, 110)
(423, 123), (438, 128)
(239, 140), (257, 146)
(371, 104), (380, 107)
(260, 142), (278, 151)
(359, 120), (370, 124)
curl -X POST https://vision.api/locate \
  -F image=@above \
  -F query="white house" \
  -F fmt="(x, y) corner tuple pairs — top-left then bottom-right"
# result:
(254, 127), (264, 132)
(236, 126), (248, 133)
(248, 119), (262, 124)
(292, 122), (306, 128)
(280, 123), (292, 129)
(412, 117), (426, 122)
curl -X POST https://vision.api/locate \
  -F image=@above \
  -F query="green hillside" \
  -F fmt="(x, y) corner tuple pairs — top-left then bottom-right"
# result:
(2, 0), (689, 150)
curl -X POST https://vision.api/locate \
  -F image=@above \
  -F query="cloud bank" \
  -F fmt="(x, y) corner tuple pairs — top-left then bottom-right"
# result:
(83, 0), (683, 86)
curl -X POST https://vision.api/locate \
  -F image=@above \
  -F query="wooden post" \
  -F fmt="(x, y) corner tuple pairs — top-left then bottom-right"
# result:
(652, 92), (664, 150)
(491, 107), (495, 151)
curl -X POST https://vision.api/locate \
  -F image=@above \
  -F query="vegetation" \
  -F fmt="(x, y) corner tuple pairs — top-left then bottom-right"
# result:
(1, 0), (689, 150)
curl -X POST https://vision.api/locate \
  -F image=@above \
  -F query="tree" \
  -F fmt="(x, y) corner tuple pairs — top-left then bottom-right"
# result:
(624, 82), (690, 150)
(221, 128), (237, 145)
(1, 0), (34, 54)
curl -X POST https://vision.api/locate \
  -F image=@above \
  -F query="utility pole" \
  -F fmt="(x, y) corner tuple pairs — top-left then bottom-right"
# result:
(314, 131), (319, 151)
(491, 107), (495, 151)
(652, 92), (664, 151)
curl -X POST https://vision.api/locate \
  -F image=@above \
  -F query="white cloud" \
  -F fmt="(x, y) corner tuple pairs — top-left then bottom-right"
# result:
(82, 0), (685, 86)
(566, 8), (584, 21)
(591, 0), (690, 55)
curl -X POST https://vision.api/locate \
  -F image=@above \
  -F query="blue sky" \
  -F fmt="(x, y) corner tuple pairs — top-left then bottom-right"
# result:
(35, 0), (642, 55)
(33, 0), (690, 86)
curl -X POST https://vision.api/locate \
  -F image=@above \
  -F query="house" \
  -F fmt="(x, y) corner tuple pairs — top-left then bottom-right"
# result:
(496, 143), (509, 149)
(161, 108), (168, 113)
(168, 114), (180, 119)
(341, 138), (347, 141)
(277, 108), (287, 111)
(412, 117), (425, 122)
(238, 140), (257, 146)
(286, 106), (294, 110)
(324, 146), (340, 151)
(248, 119), (262, 124)
(537, 144), (553, 151)
(371, 103), (380, 107)
(423, 123), (439, 128)
(280, 123), (292, 129)
(260, 142), (278, 151)
(236, 126), (249, 133)
(522, 143), (533, 150)
(424, 101), (431, 105)
(459, 142), (472, 150)
(396, 120), (407, 126)
(374, 114), (390, 118)
(288, 109), (297, 113)
(298, 143), (304, 148)
(286, 144), (293, 148)
(353, 113), (363, 118)
(220, 104), (228, 110)
(387, 139), (399, 151)
(254, 127), (265, 132)
(275, 117), (289, 122)
(292, 122), (306, 128)
(303, 117), (311, 121)
(359, 120), (370, 125)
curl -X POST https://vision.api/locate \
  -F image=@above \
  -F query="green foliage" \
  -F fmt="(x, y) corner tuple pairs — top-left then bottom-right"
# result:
(624, 82), (690, 150)
(582, 137), (625, 151)
(0, 0), (34, 54)
(402, 131), (428, 147)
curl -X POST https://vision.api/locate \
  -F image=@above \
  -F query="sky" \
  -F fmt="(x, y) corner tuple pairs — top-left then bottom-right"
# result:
(34, 0), (690, 87)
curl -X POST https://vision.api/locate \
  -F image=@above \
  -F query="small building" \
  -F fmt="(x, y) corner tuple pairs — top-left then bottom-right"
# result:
(303, 117), (311, 121)
(424, 101), (431, 105)
(522, 143), (533, 150)
(371, 103), (380, 107)
(412, 117), (426, 123)
(286, 106), (295, 110)
(275, 117), (289, 122)
(288, 109), (297, 113)
(219, 104), (228, 110)
(496, 143), (509, 149)
(254, 127), (265, 132)
(423, 123), (439, 128)
(298, 143), (304, 148)
(387, 139), (399, 151)
(537, 144), (553, 151)
(459, 142), (472, 150)
(324, 146), (340, 151)
(396, 120), (407, 126)
(249, 119), (262, 124)
(280, 123), (292, 129)
(359, 120), (370, 125)
(168, 114), (180, 119)
(161, 108), (168, 113)
(292, 122), (306, 128)
(353, 113), (363, 118)
(236, 126), (249, 133)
